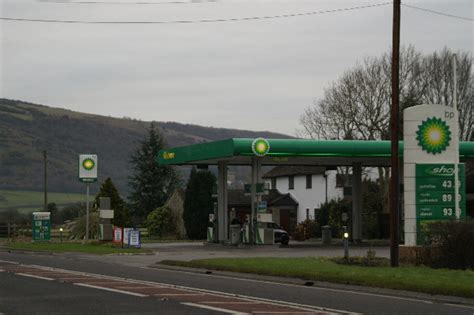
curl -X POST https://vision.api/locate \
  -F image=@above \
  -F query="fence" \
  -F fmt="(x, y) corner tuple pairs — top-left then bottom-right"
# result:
(0, 223), (32, 238)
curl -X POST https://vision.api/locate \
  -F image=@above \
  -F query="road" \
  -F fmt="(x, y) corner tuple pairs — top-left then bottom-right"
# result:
(0, 249), (473, 315)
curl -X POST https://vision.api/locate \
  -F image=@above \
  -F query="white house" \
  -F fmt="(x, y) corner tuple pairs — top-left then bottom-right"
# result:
(263, 166), (344, 223)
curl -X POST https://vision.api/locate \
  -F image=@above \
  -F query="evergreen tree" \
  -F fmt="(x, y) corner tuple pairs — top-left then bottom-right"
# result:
(95, 177), (132, 227)
(128, 122), (180, 221)
(183, 168), (216, 239)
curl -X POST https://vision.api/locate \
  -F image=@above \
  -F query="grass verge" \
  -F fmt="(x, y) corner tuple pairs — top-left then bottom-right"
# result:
(4, 241), (150, 255)
(161, 257), (474, 298)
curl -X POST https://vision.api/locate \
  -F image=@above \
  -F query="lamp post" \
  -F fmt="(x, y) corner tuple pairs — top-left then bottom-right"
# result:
(59, 227), (63, 243)
(343, 226), (349, 259)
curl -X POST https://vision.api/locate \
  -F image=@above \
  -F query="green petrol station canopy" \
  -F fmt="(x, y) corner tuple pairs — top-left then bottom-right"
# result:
(158, 138), (474, 167)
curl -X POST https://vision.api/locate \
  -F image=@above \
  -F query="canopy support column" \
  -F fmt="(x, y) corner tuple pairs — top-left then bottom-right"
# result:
(250, 157), (262, 244)
(352, 163), (363, 242)
(217, 161), (228, 243)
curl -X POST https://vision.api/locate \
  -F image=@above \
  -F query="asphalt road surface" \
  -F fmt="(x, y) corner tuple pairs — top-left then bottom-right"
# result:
(0, 250), (473, 315)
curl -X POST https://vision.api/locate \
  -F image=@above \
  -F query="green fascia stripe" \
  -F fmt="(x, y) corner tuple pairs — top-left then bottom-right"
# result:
(158, 138), (474, 165)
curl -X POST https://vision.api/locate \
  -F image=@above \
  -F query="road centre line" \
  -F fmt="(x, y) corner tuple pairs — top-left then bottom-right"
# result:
(115, 286), (163, 289)
(204, 301), (258, 305)
(74, 283), (148, 297)
(15, 273), (54, 281)
(181, 302), (249, 315)
(156, 293), (204, 296)
(444, 303), (474, 309)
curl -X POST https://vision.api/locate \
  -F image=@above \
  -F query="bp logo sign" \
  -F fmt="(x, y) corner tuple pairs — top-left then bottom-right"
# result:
(78, 154), (98, 182)
(416, 117), (451, 155)
(252, 138), (270, 157)
(82, 158), (95, 171)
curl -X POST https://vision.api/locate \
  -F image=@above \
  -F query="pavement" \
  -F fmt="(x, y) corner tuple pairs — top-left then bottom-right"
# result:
(97, 242), (390, 268)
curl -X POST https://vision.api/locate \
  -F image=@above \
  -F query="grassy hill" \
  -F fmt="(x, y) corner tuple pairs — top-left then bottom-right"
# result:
(0, 190), (85, 214)
(0, 99), (291, 195)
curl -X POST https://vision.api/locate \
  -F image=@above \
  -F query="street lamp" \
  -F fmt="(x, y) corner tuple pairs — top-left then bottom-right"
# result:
(59, 227), (64, 243)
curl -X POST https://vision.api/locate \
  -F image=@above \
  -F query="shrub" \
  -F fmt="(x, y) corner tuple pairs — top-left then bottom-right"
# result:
(421, 220), (474, 269)
(70, 211), (100, 240)
(293, 219), (320, 241)
(145, 206), (176, 238)
(327, 199), (351, 237)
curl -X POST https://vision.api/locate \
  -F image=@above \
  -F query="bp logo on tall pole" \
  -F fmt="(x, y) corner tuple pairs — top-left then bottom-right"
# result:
(251, 138), (270, 157)
(78, 154), (98, 242)
(416, 117), (451, 154)
(78, 154), (98, 182)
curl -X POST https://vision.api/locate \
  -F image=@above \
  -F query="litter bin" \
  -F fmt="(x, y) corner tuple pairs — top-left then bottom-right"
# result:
(230, 224), (241, 245)
(321, 225), (332, 245)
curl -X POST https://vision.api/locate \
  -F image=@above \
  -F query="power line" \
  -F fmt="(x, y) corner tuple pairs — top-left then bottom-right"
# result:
(402, 3), (473, 22)
(37, 0), (202, 5)
(0, 2), (391, 24)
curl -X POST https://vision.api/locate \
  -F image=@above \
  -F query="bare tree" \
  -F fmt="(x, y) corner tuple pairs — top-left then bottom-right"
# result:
(299, 46), (473, 213)
(299, 46), (472, 141)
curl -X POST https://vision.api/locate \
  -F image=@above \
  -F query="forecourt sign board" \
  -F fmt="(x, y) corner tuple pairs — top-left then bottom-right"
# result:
(32, 212), (51, 242)
(78, 154), (98, 182)
(403, 104), (465, 246)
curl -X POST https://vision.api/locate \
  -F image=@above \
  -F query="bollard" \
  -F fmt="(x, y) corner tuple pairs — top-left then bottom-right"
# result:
(343, 226), (349, 259)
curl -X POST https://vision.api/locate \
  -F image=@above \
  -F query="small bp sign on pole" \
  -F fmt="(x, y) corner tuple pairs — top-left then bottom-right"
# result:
(78, 154), (98, 241)
(403, 105), (465, 246)
(79, 155), (98, 183)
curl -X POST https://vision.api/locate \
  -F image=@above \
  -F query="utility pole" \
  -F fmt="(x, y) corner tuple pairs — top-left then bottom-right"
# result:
(390, 0), (401, 267)
(43, 150), (48, 212)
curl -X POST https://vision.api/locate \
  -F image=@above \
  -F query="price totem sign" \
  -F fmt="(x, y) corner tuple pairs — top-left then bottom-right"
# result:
(78, 154), (97, 241)
(403, 104), (463, 246)
(32, 212), (51, 242)
(415, 164), (466, 244)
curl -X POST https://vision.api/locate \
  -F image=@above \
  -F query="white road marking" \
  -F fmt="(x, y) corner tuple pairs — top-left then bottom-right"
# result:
(204, 302), (257, 305)
(5, 260), (347, 315)
(74, 283), (148, 297)
(181, 302), (249, 315)
(156, 293), (204, 296)
(444, 303), (474, 309)
(115, 286), (161, 289)
(16, 273), (54, 281)
(145, 266), (447, 307)
(253, 312), (315, 314)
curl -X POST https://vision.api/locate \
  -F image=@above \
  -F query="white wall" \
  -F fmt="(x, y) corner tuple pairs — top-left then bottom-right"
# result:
(265, 170), (343, 223)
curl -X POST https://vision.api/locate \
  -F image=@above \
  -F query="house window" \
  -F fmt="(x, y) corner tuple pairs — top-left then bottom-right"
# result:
(288, 175), (294, 190)
(271, 178), (276, 189)
(306, 208), (310, 220)
(306, 174), (312, 189)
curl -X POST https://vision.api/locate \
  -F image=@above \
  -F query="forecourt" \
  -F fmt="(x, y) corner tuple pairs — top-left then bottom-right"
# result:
(158, 131), (474, 244)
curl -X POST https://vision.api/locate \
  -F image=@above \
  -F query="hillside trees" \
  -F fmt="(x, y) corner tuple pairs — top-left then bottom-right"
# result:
(95, 177), (132, 227)
(183, 168), (216, 240)
(128, 123), (180, 222)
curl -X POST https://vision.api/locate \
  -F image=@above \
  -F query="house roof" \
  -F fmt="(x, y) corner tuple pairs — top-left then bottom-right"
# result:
(228, 189), (298, 207)
(262, 166), (327, 178)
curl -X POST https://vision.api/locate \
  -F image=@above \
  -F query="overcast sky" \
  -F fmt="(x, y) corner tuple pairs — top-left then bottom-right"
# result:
(0, 0), (472, 135)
